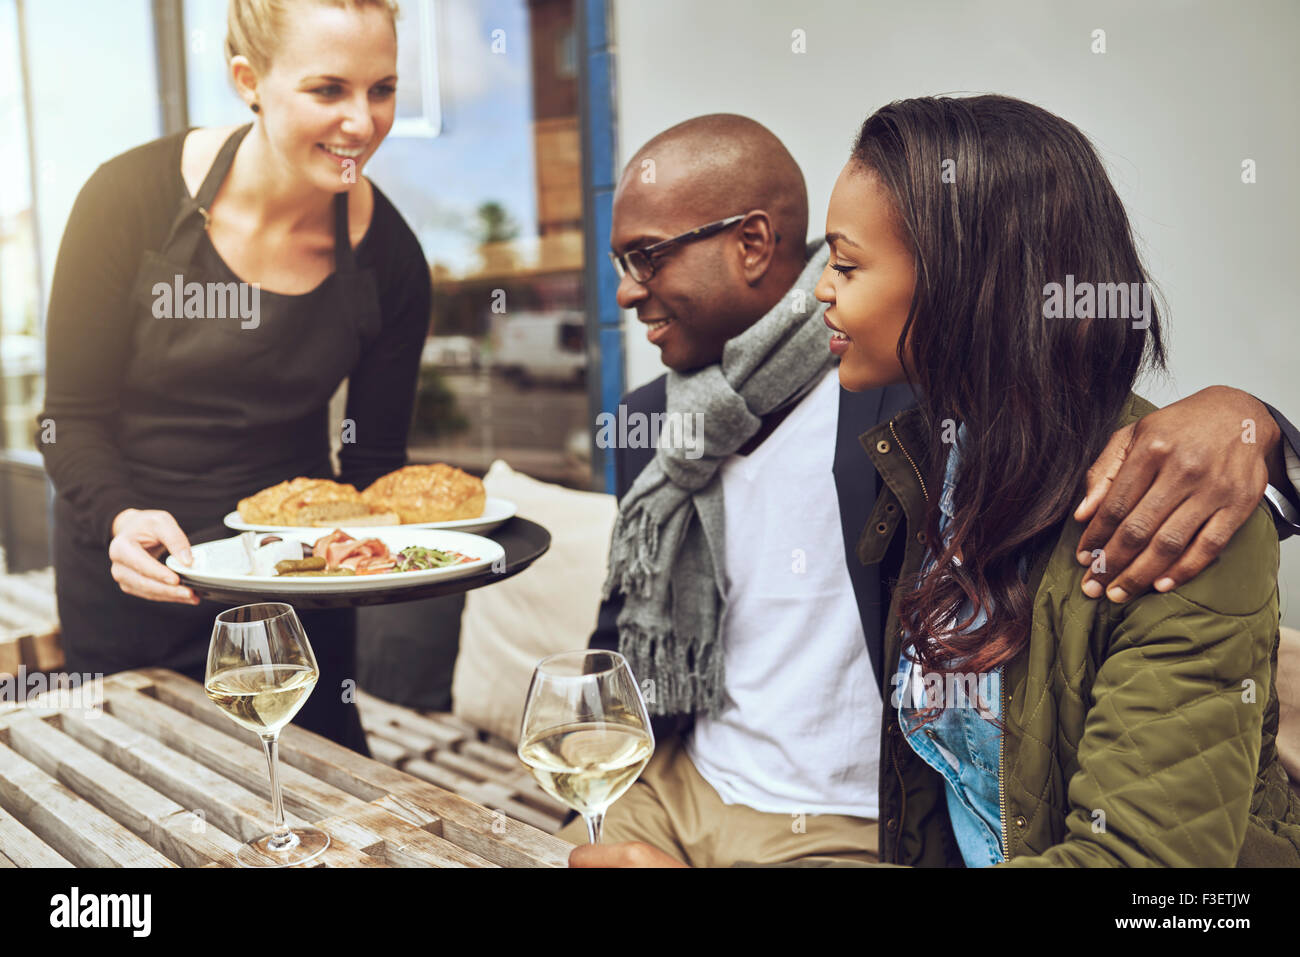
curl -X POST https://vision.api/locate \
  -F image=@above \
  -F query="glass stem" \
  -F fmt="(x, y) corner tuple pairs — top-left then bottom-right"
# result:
(585, 810), (605, 844)
(260, 733), (298, 851)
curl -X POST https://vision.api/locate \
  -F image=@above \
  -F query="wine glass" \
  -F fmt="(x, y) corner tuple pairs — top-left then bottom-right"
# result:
(517, 650), (654, 844)
(204, 602), (330, 867)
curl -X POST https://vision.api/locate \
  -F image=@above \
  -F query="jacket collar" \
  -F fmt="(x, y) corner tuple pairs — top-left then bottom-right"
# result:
(856, 404), (933, 567)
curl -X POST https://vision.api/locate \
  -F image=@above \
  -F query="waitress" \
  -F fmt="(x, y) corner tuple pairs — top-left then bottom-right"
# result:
(37, 0), (428, 753)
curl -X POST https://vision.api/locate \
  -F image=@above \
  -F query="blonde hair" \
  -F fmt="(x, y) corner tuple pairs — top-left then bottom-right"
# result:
(225, 0), (399, 75)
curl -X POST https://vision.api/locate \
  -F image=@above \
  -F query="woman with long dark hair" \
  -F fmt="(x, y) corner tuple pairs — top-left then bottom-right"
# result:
(813, 94), (1300, 865)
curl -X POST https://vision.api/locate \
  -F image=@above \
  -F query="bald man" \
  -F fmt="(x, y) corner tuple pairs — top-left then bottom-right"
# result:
(603, 115), (809, 375)
(561, 114), (1300, 868)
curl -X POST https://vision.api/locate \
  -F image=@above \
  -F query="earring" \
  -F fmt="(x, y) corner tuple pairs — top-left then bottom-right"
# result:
(250, 102), (260, 113)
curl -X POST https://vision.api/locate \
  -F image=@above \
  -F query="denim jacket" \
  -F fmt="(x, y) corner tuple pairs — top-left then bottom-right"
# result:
(893, 425), (1004, 866)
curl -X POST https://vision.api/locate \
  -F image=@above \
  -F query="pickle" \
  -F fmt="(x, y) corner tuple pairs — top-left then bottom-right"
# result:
(274, 557), (326, 574)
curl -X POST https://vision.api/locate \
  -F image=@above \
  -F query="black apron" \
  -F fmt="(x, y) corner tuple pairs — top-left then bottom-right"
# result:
(54, 124), (382, 754)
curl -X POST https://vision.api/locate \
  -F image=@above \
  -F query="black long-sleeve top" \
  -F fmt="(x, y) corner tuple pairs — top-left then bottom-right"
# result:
(38, 129), (432, 547)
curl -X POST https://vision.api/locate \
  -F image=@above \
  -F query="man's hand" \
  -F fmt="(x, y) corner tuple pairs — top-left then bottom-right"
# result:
(569, 841), (688, 868)
(1074, 386), (1282, 602)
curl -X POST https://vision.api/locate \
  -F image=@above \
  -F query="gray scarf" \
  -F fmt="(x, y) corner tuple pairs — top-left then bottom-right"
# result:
(602, 242), (836, 718)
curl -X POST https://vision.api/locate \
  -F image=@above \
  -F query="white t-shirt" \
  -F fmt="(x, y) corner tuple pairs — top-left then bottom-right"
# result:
(685, 368), (883, 818)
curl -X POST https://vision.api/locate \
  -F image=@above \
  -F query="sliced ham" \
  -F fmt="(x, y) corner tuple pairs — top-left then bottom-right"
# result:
(313, 529), (354, 560)
(328, 541), (364, 567)
(315, 535), (393, 572)
(308, 529), (399, 574)
(354, 557), (397, 575)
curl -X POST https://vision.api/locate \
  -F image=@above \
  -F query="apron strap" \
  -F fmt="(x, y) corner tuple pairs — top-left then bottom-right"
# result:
(194, 123), (253, 211)
(158, 124), (254, 265)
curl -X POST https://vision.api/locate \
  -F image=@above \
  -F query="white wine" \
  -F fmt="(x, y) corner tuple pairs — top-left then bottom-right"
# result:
(518, 722), (653, 814)
(205, 664), (318, 735)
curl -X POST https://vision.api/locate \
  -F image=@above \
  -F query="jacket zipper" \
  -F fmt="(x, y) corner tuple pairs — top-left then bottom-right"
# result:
(890, 731), (909, 865)
(889, 421), (928, 501)
(998, 671), (1010, 859)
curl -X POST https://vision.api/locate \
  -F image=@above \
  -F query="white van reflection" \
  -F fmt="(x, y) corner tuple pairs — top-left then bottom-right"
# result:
(488, 311), (586, 387)
(421, 335), (479, 370)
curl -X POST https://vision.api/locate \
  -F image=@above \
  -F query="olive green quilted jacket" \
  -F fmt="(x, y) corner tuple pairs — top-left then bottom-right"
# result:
(856, 393), (1300, 867)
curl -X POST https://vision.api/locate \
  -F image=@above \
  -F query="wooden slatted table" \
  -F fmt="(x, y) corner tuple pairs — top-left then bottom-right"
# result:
(354, 690), (570, 834)
(0, 569), (62, 679)
(0, 668), (572, 868)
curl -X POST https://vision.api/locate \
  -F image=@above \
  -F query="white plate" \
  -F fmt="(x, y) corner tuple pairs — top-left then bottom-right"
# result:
(222, 497), (517, 535)
(170, 528), (504, 595)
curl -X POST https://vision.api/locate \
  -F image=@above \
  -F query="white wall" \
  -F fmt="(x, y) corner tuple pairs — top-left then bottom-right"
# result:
(612, 0), (1300, 622)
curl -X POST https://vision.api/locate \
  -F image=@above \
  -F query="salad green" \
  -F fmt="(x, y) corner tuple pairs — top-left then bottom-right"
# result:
(394, 545), (473, 572)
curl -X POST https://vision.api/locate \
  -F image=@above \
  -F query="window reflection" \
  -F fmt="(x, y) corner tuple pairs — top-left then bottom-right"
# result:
(404, 0), (589, 488)
(0, 0), (41, 457)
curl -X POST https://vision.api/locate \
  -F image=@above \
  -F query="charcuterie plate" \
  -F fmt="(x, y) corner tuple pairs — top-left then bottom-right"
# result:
(170, 518), (550, 609)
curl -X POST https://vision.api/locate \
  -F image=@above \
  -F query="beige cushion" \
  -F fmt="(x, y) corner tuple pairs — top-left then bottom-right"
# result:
(1279, 626), (1300, 797)
(452, 460), (618, 743)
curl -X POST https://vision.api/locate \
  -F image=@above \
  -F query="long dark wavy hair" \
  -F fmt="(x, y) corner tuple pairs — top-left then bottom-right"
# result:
(854, 95), (1167, 684)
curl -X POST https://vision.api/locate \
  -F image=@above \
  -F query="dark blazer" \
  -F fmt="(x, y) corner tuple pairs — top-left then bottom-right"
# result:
(589, 372), (918, 741)
(1263, 401), (1300, 539)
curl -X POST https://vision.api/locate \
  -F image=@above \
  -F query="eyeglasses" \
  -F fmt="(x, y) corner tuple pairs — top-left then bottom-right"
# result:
(609, 214), (764, 283)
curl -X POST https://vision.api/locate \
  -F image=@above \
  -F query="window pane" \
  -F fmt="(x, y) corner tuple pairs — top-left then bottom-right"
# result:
(398, 0), (589, 488)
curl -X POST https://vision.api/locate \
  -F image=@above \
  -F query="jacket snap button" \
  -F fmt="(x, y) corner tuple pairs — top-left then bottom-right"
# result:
(1014, 815), (1027, 828)
(885, 503), (897, 514)
(885, 818), (898, 832)
(876, 522), (888, 534)
(924, 728), (937, 739)
(876, 440), (891, 454)
(916, 531), (927, 544)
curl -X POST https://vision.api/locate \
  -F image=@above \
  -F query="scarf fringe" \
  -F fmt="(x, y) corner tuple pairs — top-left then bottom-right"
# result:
(603, 503), (663, 600)
(618, 621), (726, 719)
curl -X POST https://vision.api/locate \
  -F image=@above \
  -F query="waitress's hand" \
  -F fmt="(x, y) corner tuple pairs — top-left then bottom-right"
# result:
(108, 508), (200, 605)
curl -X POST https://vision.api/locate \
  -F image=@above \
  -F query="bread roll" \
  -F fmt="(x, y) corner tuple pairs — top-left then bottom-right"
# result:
(361, 464), (485, 523)
(276, 480), (369, 526)
(237, 478), (371, 526)
(237, 477), (319, 526)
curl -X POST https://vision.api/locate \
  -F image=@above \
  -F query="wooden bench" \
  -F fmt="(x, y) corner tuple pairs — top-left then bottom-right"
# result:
(354, 690), (569, 834)
(0, 569), (62, 684)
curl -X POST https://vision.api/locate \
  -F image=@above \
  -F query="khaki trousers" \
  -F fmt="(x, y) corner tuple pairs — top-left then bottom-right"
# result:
(555, 734), (880, 867)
